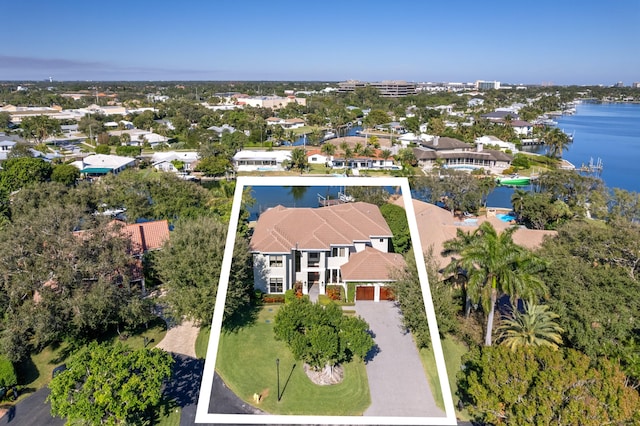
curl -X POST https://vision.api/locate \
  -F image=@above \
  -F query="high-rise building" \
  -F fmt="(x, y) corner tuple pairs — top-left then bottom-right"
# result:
(337, 80), (417, 97)
(476, 80), (501, 90)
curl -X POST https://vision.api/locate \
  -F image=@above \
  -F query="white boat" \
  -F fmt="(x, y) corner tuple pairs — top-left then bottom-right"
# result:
(323, 131), (336, 141)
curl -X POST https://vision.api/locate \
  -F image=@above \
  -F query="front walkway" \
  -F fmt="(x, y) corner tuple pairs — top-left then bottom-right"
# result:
(354, 301), (445, 418)
(155, 319), (199, 358)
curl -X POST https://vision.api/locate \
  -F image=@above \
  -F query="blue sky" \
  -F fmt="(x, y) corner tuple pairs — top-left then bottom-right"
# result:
(2, 0), (639, 85)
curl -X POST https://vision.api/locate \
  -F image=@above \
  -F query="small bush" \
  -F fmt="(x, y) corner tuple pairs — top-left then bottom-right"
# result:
(326, 286), (343, 301)
(284, 289), (296, 304)
(0, 355), (17, 388)
(347, 283), (356, 303)
(263, 294), (285, 304)
(318, 295), (332, 305)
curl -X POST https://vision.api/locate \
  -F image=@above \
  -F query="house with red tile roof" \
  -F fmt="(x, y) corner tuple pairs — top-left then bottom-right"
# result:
(249, 202), (406, 301)
(74, 220), (170, 293)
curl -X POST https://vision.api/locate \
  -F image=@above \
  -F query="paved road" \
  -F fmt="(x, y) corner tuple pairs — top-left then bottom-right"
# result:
(0, 388), (63, 426)
(355, 301), (446, 418)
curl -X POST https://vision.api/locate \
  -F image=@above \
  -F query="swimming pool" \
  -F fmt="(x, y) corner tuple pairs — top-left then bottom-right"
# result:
(496, 213), (517, 222)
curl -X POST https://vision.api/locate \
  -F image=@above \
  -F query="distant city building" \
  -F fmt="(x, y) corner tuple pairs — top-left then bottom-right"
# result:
(476, 80), (501, 90)
(613, 81), (625, 88)
(338, 80), (417, 97)
(416, 82), (476, 92)
(234, 95), (306, 109)
(632, 82), (640, 88)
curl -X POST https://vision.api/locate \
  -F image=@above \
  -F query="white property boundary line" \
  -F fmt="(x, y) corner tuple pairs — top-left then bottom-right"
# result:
(196, 176), (457, 425)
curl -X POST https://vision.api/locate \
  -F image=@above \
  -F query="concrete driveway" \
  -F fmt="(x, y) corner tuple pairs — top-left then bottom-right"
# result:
(355, 301), (445, 418)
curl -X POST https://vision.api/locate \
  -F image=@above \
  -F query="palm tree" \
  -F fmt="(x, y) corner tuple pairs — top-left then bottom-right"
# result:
(369, 135), (380, 149)
(442, 221), (547, 346)
(289, 147), (307, 173)
(511, 189), (529, 219)
(544, 127), (572, 158)
(353, 142), (364, 156)
(321, 143), (336, 157)
(442, 228), (482, 318)
(497, 299), (563, 350)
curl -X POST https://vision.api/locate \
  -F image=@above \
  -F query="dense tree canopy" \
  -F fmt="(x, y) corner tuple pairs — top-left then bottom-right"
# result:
(458, 345), (640, 425)
(274, 299), (374, 371)
(538, 219), (640, 382)
(392, 248), (460, 347)
(51, 163), (80, 186)
(48, 342), (173, 425)
(153, 216), (253, 325)
(413, 171), (495, 215)
(0, 157), (53, 193)
(96, 170), (212, 222)
(0, 200), (152, 361)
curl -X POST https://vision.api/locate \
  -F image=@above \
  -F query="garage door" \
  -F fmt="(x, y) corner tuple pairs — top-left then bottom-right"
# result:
(356, 286), (375, 301)
(380, 286), (395, 301)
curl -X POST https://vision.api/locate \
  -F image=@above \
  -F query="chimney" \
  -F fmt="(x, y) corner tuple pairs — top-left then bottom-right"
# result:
(433, 136), (439, 146)
(477, 142), (483, 152)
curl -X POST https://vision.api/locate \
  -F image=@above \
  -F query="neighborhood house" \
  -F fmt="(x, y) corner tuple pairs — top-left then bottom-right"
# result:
(249, 202), (406, 302)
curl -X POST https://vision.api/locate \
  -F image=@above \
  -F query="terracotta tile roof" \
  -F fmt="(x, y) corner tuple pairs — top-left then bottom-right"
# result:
(74, 220), (170, 256)
(120, 220), (170, 255)
(250, 202), (392, 253)
(341, 247), (406, 281)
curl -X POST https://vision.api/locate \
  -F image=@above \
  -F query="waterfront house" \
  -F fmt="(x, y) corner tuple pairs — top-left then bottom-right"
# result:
(413, 136), (512, 173)
(151, 151), (199, 173)
(232, 150), (291, 172)
(71, 154), (136, 177)
(250, 202), (406, 301)
(475, 135), (517, 152)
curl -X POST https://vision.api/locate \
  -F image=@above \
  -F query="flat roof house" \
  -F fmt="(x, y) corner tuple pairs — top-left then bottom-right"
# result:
(71, 154), (136, 177)
(250, 202), (406, 302)
(232, 150), (291, 172)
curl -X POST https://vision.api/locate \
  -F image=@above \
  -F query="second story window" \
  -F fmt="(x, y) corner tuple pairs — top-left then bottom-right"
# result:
(308, 252), (320, 267)
(269, 255), (283, 267)
(331, 247), (347, 257)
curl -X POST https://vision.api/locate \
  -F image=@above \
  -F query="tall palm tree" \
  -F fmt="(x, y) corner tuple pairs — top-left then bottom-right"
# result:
(442, 221), (547, 346)
(380, 149), (392, 162)
(511, 188), (529, 219)
(321, 143), (336, 157)
(442, 228), (482, 318)
(353, 142), (364, 156)
(544, 127), (571, 158)
(289, 147), (307, 173)
(497, 299), (563, 350)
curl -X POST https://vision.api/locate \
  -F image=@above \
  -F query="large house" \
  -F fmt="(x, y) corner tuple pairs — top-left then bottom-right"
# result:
(70, 154), (136, 177)
(250, 202), (406, 302)
(232, 150), (291, 172)
(413, 136), (513, 174)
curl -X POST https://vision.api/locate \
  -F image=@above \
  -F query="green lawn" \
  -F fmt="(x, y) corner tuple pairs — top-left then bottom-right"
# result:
(215, 306), (370, 415)
(419, 335), (470, 421)
(195, 326), (210, 359)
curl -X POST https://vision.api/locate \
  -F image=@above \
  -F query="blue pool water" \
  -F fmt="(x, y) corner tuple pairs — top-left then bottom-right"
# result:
(496, 213), (517, 222)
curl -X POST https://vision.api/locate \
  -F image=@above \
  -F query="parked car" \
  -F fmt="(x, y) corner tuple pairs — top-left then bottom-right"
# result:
(52, 364), (67, 378)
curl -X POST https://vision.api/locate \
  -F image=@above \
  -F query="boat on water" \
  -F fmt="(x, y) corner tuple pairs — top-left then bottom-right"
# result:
(323, 131), (336, 141)
(497, 175), (531, 186)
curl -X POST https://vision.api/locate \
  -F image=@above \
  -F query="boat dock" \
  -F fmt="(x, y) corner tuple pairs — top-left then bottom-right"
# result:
(578, 157), (603, 173)
(318, 191), (353, 207)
